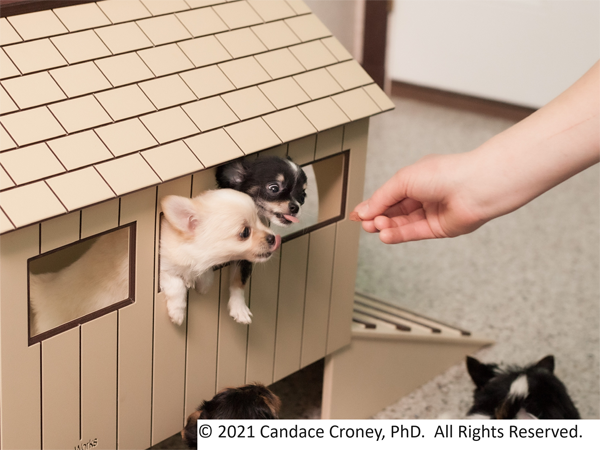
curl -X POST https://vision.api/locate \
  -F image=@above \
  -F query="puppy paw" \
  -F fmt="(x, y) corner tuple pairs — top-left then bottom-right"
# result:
(167, 305), (186, 326)
(229, 302), (253, 325)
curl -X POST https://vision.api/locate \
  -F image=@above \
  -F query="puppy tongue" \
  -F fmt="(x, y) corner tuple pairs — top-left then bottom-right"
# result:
(272, 234), (281, 251)
(283, 214), (299, 223)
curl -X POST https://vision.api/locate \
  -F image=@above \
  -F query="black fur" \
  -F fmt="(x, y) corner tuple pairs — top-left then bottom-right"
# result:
(239, 259), (253, 285)
(216, 156), (307, 226)
(466, 355), (580, 419)
(182, 384), (280, 448)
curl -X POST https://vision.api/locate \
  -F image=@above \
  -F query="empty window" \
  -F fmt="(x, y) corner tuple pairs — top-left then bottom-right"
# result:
(28, 224), (135, 344)
(282, 152), (347, 241)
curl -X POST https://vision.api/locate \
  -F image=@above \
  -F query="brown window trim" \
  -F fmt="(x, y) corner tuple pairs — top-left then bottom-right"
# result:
(27, 221), (136, 346)
(0, 0), (96, 17)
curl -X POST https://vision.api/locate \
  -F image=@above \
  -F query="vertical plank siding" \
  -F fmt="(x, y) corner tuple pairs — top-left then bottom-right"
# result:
(0, 226), (41, 449)
(80, 193), (120, 450)
(216, 265), (249, 391)
(118, 187), (156, 450)
(273, 234), (310, 382)
(42, 328), (80, 449)
(301, 223), (336, 368)
(80, 312), (118, 450)
(40, 212), (80, 449)
(245, 248), (281, 385)
(184, 269), (221, 417)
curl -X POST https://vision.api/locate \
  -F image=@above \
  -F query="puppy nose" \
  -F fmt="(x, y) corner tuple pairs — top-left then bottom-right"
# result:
(289, 202), (299, 214)
(269, 234), (281, 251)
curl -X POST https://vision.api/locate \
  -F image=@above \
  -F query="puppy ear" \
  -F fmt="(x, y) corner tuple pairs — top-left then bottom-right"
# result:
(161, 195), (200, 235)
(534, 355), (555, 373)
(181, 408), (202, 448)
(216, 161), (246, 190)
(466, 356), (497, 388)
(265, 389), (281, 417)
(284, 155), (301, 171)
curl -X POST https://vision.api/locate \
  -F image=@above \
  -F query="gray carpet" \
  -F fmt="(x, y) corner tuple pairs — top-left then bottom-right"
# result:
(359, 96), (599, 419)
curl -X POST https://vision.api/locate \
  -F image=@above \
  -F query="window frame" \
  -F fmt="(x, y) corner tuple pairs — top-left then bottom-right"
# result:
(27, 221), (136, 345)
(282, 150), (349, 244)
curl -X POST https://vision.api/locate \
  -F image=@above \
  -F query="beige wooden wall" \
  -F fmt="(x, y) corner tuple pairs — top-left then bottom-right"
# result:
(0, 118), (368, 449)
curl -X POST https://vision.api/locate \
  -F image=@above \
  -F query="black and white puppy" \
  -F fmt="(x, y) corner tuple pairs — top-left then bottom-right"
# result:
(466, 355), (580, 419)
(217, 156), (308, 226)
(181, 383), (280, 448)
(216, 156), (307, 324)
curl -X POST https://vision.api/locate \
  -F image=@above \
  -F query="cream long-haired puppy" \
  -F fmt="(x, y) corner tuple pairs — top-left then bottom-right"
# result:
(160, 189), (280, 325)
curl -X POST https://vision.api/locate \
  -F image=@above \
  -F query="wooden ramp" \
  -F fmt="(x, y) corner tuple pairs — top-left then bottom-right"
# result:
(321, 292), (494, 419)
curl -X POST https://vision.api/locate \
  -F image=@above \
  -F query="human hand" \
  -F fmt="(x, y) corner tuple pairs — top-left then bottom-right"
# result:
(352, 153), (487, 244)
(353, 62), (599, 245)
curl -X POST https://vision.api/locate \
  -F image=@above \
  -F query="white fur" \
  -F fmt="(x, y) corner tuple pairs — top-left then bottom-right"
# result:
(228, 285), (252, 324)
(160, 189), (278, 325)
(509, 374), (529, 398)
(29, 227), (130, 336)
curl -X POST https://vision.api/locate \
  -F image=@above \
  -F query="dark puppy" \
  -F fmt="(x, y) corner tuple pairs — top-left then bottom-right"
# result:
(182, 384), (280, 448)
(217, 156), (307, 226)
(216, 156), (307, 324)
(466, 355), (580, 419)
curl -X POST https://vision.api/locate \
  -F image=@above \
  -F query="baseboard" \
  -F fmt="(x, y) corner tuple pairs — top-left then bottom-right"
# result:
(391, 81), (537, 122)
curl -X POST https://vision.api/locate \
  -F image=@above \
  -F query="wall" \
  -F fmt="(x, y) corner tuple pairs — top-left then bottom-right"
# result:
(388, 0), (600, 108)
(305, 0), (364, 61)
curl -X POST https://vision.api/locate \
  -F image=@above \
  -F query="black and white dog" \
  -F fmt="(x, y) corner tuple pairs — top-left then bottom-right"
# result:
(466, 355), (580, 419)
(216, 156), (307, 324)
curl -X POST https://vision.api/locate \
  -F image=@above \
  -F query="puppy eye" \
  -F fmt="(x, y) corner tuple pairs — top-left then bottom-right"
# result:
(240, 227), (251, 239)
(268, 184), (280, 194)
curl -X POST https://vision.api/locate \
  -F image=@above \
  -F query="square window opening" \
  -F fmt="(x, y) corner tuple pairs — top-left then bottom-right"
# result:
(28, 223), (136, 344)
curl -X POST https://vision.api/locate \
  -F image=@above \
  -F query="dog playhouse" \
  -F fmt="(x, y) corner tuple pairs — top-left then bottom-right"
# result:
(0, 1), (491, 448)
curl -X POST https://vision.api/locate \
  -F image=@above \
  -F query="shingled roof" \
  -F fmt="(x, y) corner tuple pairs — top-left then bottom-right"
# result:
(0, 0), (394, 234)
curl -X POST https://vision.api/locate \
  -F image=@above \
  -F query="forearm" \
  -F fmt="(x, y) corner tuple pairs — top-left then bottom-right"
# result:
(354, 61), (599, 243)
(464, 61), (600, 222)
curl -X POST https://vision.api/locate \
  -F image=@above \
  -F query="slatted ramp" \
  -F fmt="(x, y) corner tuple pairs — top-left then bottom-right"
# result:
(321, 292), (494, 419)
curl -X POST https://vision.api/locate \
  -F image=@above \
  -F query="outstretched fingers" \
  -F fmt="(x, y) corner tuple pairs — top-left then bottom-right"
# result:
(354, 169), (412, 220)
(358, 198), (423, 232)
(379, 218), (439, 244)
(363, 202), (445, 244)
